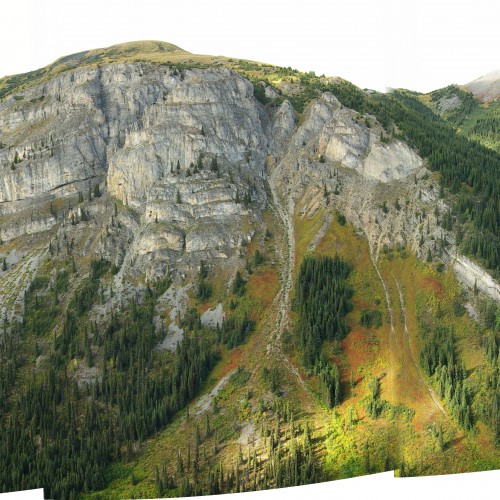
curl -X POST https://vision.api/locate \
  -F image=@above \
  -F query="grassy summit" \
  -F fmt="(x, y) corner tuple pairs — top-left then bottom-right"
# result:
(0, 40), (255, 98)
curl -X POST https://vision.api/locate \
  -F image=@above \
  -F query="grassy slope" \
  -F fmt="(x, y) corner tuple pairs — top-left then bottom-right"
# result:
(0, 40), (282, 99)
(295, 198), (499, 477)
(93, 201), (403, 498)
(458, 100), (500, 152)
(3, 41), (499, 496)
(292, 202), (407, 477)
(5, 188), (497, 499)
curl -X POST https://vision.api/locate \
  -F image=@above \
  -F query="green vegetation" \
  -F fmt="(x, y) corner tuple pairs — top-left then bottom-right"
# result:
(324, 83), (500, 276)
(248, 71), (500, 276)
(0, 41), (188, 99)
(219, 310), (255, 349)
(294, 255), (352, 369)
(468, 300), (500, 445)
(231, 270), (246, 297)
(414, 275), (500, 438)
(220, 272), (255, 348)
(196, 260), (212, 302)
(359, 309), (382, 329)
(423, 85), (500, 153)
(252, 80), (270, 105)
(159, 402), (321, 496)
(0, 256), (226, 499)
(294, 255), (352, 408)
(3, 39), (499, 276)
(429, 85), (477, 126)
(315, 360), (342, 409)
(419, 324), (472, 430)
(467, 111), (500, 150)
(2, 41), (500, 498)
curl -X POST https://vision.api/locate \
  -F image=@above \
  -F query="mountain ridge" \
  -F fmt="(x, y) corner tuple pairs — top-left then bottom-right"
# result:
(464, 67), (500, 102)
(4, 40), (499, 101)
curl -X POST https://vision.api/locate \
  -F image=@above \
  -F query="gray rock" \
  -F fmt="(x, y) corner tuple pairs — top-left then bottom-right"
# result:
(1, 60), (498, 304)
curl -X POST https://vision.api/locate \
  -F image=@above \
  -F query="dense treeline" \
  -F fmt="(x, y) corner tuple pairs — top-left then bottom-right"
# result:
(295, 255), (352, 368)
(294, 255), (352, 408)
(381, 91), (500, 274)
(420, 325), (472, 431)
(0, 323), (22, 415)
(0, 259), (220, 499)
(477, 323), (500, 445)
(415, 287), (500, 442)
(470, 116), (500, 143)
(466, 108), (500, 154)
(315, 361), (342, 409)
(219, 311), (255, 348)
(357, 86), (498, 274)
(431, 86), (500, 153)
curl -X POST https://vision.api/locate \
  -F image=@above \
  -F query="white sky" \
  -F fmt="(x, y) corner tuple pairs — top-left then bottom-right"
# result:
(0, 0), (498, 93)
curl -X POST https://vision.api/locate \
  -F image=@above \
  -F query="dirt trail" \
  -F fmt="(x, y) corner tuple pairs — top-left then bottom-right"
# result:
(370, 240), (446, 415)
(393, 277), (446, 415)
(267, 169), (309, 392)
(188, 167), (308, 416)
(193, 370), (235, 416)
(370, 249), (446, 417)
(370, 250), (397, 402)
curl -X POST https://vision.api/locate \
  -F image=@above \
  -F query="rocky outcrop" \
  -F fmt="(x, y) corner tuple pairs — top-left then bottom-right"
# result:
(270, 91), (500, 302)
(450, 252), (500, 301)
(0, 63), (269, 276)
(295, 93), (422, 183)
(0, 66), (109, 213)
(107, 66), (269, 209)
(1, 57), (498, 304)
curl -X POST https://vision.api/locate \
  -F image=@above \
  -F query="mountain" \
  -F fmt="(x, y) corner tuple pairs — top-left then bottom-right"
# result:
(0, 42), (499, 499)
(410, 85), (499, 158)
(465, 68), (500, 102)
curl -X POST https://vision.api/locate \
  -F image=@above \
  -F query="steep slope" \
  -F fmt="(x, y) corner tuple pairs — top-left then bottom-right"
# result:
(0, 60), (270, 284)
(0, 41), (187, 98)
(0, 42), (499, 499)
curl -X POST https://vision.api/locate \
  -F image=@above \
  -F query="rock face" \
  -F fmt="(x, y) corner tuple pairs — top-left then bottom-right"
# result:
(0, 63), (269, 276)
(451, 253), (500, 301)
(298, 93), (422, 183)
(268, 92), (499, 301)
(107, 66), (268, 207)
(0, 63), (416, 222)
(0, 66), (109, 212)
(1, 57), (498, 301)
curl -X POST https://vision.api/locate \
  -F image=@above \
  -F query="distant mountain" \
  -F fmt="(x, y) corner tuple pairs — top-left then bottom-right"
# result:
(464, 68), (500, 102)
(416, 73), (500, 153)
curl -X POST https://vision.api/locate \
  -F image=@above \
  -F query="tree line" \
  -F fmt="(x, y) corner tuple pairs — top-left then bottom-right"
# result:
(0, 257), (220, 499)
(294, 255), (353, 408)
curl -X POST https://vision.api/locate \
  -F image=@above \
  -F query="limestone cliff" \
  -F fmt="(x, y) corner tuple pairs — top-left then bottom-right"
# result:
(0, 46), (498, 306)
